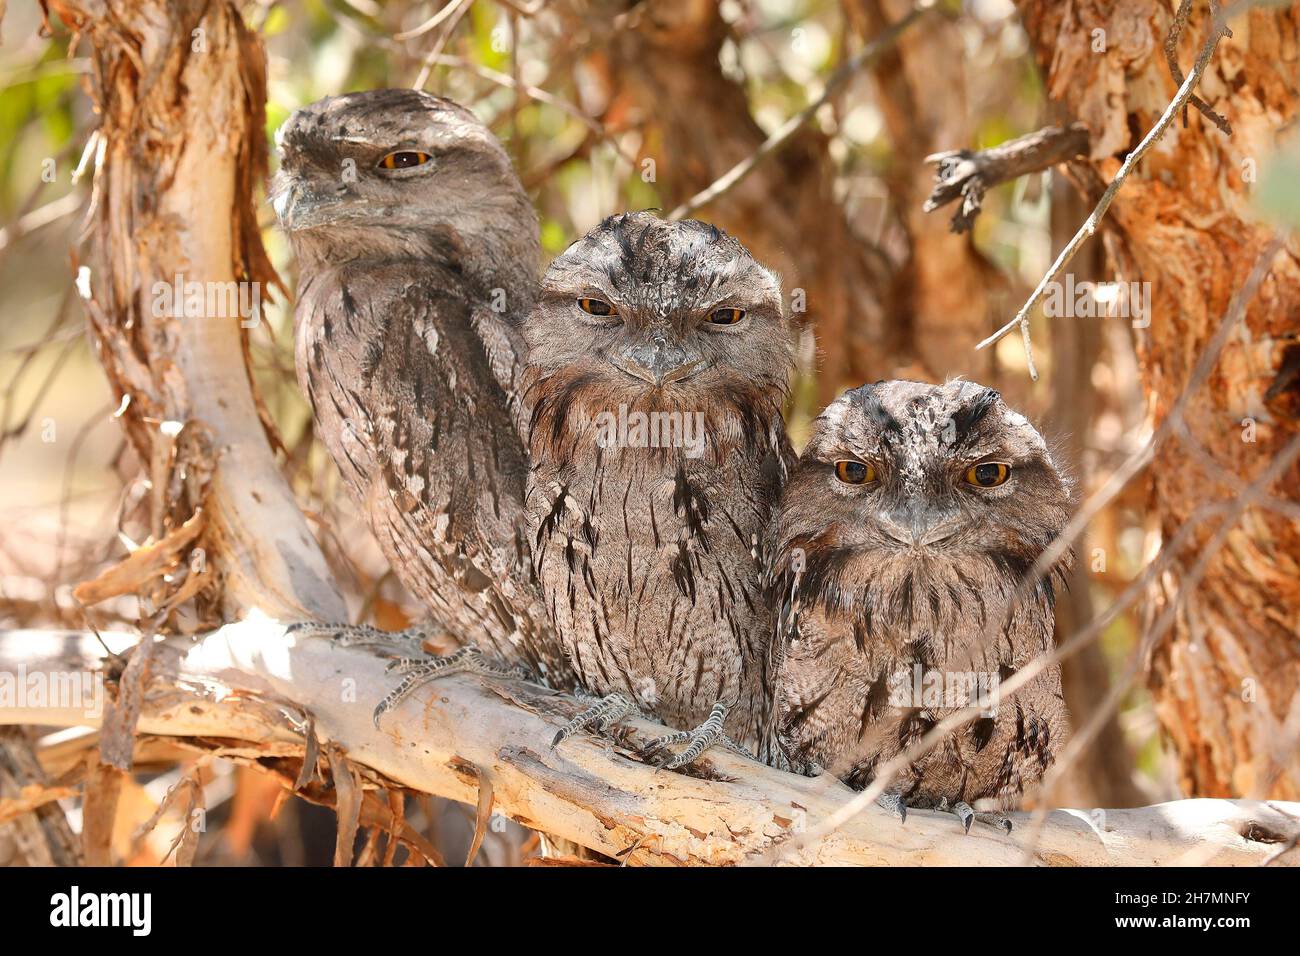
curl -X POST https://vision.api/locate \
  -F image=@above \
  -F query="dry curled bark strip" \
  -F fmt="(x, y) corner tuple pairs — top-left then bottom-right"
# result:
(327, 746), (363, 868)
(923, 123), (1091, 233)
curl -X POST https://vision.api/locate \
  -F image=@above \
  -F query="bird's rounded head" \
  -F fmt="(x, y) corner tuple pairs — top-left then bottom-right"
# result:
(272, 89), (537, 286)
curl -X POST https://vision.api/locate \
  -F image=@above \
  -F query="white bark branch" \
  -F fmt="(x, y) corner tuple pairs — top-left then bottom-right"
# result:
(2, 625), (1294, 866)
(51, 0), (346, 622)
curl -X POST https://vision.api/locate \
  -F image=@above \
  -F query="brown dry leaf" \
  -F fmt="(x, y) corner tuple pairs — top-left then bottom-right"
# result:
(171, 778), (204, 867)
(358, 791), (445, 867)
(355, 826), (382, 867)
(73, 509), (204, 606)
(327, 746), (362, 867)
(466, 764), (495, 867)
(293, 715), (320, 792)
(382, 789), (403, 867)
(526, 856), (617, 867)
(134, 773), (204, 867)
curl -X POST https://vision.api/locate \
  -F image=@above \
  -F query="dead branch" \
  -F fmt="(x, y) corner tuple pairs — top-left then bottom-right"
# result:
(1, 625), (1294, 866)
(923, 122), (1090, 233)
(976, 8), (1234, 378)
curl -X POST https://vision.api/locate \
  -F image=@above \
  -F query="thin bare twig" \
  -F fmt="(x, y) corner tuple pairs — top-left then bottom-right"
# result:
(410, 0), (475, 90)
(395, 0), (472, 41)
(1166, 0), (1233, 134)
(978, 7), (1235, 378)
(666, 3), (932, 221)
(0, 189), (84, 253)
(425, 55), (638, 167)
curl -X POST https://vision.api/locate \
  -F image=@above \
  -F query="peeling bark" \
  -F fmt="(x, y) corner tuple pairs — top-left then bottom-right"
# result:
(49, 0), (344, 622)
(1016, 0), (1300, 798)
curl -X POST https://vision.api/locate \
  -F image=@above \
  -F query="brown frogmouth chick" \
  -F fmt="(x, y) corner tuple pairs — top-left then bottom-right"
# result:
(763, 380), (1072, 830)
(527, 212), (795, 768)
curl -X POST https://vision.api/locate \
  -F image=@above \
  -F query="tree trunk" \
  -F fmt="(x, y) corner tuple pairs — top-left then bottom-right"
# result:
(1047, 178), (1147, 809)
(1016, 0), (1300, 798)
(848, 0), (998, 382)
(49, 0), (345, 626)
(46, 0), (347, 865)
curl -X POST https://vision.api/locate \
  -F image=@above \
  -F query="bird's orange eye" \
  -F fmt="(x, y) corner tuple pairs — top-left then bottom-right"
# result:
(834, 460), (877, 484)
(577, 298), (616, 317)
(378, 150), (433, 170)
(964, 462), (1011, 487)
(709, 307), (745, 325)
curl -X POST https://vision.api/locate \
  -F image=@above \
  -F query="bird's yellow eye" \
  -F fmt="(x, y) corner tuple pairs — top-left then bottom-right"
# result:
(834, 460), (877, 484)
(378, 150), (433, 170)
(709, 307), (745, 325)
(577, 298), (616, 317)
(964, 462), (1011, 487)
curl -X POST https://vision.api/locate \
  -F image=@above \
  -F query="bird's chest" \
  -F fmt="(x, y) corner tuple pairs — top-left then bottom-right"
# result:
(779, 578), (1054, 792)
(527, 455), (768, 710)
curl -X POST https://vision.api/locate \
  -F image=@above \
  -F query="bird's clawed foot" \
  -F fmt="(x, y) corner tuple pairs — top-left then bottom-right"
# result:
(876, 792), (909, 825)
(287, 621), (525, 723)
(285, 621), (441, 658)
(287, 623), (528, 726)
(638, 701), (737, 770)
(938, 798), (1014, 835)
(550, 692), (641, 749)
(373, 646), (528, 727)
(874, 794), (1012, 834)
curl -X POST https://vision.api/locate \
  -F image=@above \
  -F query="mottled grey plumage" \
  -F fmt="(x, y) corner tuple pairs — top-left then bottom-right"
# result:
(764, 380), (1071, 821)
(525, 213), (794, 760)
(273, 89), (574, 691)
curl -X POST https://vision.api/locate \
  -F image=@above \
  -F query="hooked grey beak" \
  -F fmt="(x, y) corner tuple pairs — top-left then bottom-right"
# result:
(880, 505), (960, 548)
(271, 173), (345, 232)
(613, 334), (707, 387)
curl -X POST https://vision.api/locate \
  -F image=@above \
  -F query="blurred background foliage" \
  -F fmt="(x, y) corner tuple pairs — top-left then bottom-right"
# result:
(1, 0), (1294, 863)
